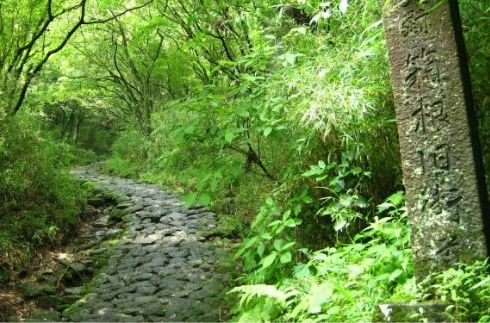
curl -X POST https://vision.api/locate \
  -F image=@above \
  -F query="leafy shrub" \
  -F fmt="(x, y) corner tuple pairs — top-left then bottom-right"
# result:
(106, 129), (150, 177)
(0, 116), (85, 268)
(418, 260), (490, 322)
(231, 192), (414, 322)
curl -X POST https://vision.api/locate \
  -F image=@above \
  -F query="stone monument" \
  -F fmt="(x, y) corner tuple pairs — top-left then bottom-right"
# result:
(381, 0), (489, 283)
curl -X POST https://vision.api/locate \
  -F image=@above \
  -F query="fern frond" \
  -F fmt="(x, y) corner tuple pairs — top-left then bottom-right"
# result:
(229, 284), (288, 307)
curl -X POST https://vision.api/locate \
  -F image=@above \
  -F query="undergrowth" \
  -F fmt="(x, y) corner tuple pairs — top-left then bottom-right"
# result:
(0, 115), (87, 272)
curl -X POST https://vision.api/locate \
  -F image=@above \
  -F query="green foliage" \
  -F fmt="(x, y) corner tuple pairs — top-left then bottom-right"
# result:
(0, 115), (86, 268)
(418, 260), (490, 322)
(302, 151), (371, 233)
(109, 208), (126, 223)
(460, 0), (490, 191)
(231, 192), (414, 322)
(106, 129), (150, 177)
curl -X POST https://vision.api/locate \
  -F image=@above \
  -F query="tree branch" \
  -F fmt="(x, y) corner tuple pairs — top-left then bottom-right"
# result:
(82, 0), (154, 25)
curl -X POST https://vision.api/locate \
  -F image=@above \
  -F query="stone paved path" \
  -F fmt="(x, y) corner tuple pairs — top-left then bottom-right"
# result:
(67, 166), (231, 322)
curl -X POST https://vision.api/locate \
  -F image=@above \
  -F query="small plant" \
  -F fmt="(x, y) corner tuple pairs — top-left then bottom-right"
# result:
(302, 151), (371, 233)
(418, 260), (490, 322)
(109, 208), (126, 223)
(231, 192), (414, 322)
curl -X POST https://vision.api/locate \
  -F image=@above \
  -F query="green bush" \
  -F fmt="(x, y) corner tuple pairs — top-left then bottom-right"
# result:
(231, 192), (414, 322)
(418, 260), (490, 322)
(105, 129), (150, 177)
(0, 116), (85, 268)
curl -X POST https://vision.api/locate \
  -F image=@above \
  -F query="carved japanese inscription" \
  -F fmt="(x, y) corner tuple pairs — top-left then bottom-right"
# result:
(382, 0), (489, 280)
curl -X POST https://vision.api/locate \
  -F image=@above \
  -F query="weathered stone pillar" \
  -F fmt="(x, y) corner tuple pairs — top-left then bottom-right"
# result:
(381, 0), (489, 282)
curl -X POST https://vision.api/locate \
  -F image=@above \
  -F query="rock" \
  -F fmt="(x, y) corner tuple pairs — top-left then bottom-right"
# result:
(88, 248), (107, 256)
(133, 295), (159, 305)
(133, 233), (162, 244)
(70, 262), (86, 274)
(169, 249), (189, 258)
(64, 287), (82, 296)
(105, 228), (122, 238)
(131, 272), (152, 281)
(142, 213), (162, 223)
(136, 286), (158, 295)
(127, 204), (145, 213)
(97, 292), (116, 302)
(67, 167), (232, 321)
(158, 277), (184, 290)
(93, 216), (110, 228)
(27, 310), (62, 322)
(116, 202), (134, 209)
(149, 256), (168, 267)
(88, 197), (105, 207)
(118, 286), (137, 294)
(141, 302), (166, 316)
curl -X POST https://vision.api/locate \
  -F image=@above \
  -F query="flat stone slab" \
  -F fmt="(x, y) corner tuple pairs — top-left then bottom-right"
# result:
(132, 233), (162, 244)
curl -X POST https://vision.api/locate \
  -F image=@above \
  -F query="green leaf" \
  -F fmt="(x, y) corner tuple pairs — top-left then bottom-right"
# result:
(339, 194), (353, 207)
(225, 131), (235, 143)
(182, 192), (197, 206)
(263, 126), (273, 137)
(261, 233), (272, 240)
(377, 202), (393, 213)
(334, 219), (348, 232)
(280, 252), (292, 264)
(273, 239), (285, 251)
(184, 124), (195, 135)
(294, 263), (310, 278)
(293, 204), (302, 215)
(243, 236), (259, 249)
(283, 242), (297, 250)
(230, 161), (242, 177)
(257, 243), (265, 257)
(261, 252), (277, 269)
(198, 193), (211, 206)
(285, 218), (302, 227)
(308, 282), (334, 314)
(388, 191), (405, 206)
(389, 269), (404, 281)
(237, 108), (250, 117)
(242, 73), (256, 82)
(351, 166), (362, 175)
(209, 179), (219, 191)
(267, 220), (282, 227)
(302, 166), (323, 177)
(318, 160), (326, 169)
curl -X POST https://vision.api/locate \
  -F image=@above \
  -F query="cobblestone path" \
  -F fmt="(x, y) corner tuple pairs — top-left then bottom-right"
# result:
(67, 166), (231, 322)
